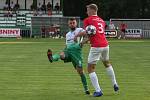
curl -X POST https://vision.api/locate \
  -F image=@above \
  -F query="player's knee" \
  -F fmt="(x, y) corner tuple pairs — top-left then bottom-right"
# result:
(60, 55), (65, 60)
(87, 63), (96, 73)
(102, 60), (111, 68)
(60, 54), (65, 60)
(78, 70), (84, 75)
(77, 68), (84, 75)
(60, 52), (65, 60)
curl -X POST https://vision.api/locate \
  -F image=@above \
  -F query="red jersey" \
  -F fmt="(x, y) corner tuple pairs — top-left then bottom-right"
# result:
(84, 15), (108, 47)
(120, 23), (127, 30)
(120, 23), (127, 32)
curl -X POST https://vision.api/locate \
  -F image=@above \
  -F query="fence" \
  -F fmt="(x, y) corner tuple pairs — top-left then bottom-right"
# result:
(31, 16), (80, 37)
(110, 19), (150, 38)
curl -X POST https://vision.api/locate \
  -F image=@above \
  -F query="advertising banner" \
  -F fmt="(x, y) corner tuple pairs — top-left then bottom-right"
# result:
(105, 30), (117, 37)
(0, 28), (20, 37)
(125, 29), (142, 38)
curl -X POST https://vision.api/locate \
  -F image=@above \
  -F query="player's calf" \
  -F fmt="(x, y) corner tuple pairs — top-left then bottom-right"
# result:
(76, 67), (90, 95)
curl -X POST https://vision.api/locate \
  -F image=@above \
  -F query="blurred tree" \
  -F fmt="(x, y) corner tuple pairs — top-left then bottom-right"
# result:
(63, 0), (150, 20)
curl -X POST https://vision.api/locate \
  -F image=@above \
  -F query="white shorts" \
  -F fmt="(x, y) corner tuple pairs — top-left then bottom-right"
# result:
(88, 46), (109, 64)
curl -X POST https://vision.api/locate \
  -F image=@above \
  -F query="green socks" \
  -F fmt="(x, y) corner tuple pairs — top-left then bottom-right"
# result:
(52, 54), (60, 61)
(80, 74), (89, 92)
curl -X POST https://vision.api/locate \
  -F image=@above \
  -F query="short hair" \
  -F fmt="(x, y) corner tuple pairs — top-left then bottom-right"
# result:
(69, 17), (76, 21)
(86, 4), (98, 11)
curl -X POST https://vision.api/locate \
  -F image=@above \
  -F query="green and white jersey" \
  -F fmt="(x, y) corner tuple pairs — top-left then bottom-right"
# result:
(66, 28), (84, 47)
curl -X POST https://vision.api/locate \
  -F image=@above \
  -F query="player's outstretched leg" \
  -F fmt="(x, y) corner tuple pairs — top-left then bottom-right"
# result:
(47, 49), (60, 63)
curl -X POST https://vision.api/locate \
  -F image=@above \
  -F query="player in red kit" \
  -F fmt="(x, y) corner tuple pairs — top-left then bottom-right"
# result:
(74, 4), (119, 97)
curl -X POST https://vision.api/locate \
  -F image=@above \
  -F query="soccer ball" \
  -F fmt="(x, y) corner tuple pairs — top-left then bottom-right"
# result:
(85, 25), (96, 35)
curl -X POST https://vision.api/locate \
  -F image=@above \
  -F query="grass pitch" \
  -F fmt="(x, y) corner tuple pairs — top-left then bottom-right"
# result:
(0, 38), (150, 100)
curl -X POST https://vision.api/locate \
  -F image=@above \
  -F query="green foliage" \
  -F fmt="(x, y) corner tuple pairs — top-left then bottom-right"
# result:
(81, 0), (150, 19)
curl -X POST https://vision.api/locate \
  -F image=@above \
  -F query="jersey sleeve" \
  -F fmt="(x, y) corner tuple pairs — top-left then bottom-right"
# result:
(79, 28), (85, 33)
(74, 28), (85, 36)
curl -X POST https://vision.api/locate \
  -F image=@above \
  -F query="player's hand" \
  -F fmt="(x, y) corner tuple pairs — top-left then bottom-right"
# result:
(79, 42), (83, 48)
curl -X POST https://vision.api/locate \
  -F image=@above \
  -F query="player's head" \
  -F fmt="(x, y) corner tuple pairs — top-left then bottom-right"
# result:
(86, 4), (98, 16)
(68, 17), (77, 31)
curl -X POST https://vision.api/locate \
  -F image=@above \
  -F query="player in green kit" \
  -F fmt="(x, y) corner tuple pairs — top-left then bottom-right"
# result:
(47, 18), (90, 95)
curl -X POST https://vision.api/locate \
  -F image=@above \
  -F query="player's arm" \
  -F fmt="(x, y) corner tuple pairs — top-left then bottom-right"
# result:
(74, 25), (92, 44)
(79, 35), (89, 47)
(74, 18), (88, 40)
(74, 30), (86, 40)
(83, 35), (89, 43)
(75, 19), (89, 43)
